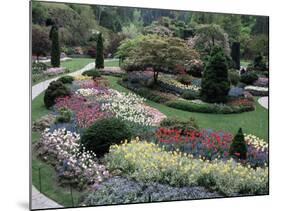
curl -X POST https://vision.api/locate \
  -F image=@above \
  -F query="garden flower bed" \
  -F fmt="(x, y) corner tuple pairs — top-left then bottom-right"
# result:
(155, 128), (268, 167)
(105, 138), (268, 196)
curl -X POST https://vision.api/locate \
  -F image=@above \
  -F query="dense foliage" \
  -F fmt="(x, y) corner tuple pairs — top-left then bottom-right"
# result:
(50, 26), (60, 67)
(95, 33), (104, 69)
(81, 117), (132, 157)
(44, 81), (71, 108)
(201, 47), (230, 103)
(229, 128), (248, 160)
(117, 35), (199, 82)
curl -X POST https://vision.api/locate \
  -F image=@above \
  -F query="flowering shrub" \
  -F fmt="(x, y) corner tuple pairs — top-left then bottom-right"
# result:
(43, 67), (65, 75)
(253, 77), (269, 87)
(245, 134), (268, 151)
(105, 139), (268, 196)
(159, 75), (200, 93)
(75, 88), (98, 97)
(55, 95), (108, 128)
(155, 128), (268, 167)
(100, 90), (165, 126)
(36, 128), (109, 189)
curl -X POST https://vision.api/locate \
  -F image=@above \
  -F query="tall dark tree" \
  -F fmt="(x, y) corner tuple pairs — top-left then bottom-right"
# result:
(231, 42), (240, 69)
(95, 33), (104, 69)
(201, 47), (230, 103)
(50, 25), (60, 67)
(229, 128), (248, 160)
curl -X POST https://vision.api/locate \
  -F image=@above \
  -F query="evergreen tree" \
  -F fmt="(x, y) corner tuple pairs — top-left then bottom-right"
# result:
(229, 128), (248, 160)
(50, 25), (60, 67)
(200, 47), (230, 103)
(95, 33), (104, 69)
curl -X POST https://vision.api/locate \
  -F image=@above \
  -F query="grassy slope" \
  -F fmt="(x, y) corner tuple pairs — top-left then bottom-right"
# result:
(105, 76), (269, 141)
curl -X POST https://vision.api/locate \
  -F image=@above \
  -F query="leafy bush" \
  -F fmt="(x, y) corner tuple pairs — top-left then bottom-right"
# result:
(229, 128), (248, 160)
(228, 69), (240, 86)
(160, 117), (199, 132)
(57, 75), (74, 84)
(181, 90), (200, 100)
(44, 81), (71, 108)
(32, 62), (48, 74)
(240, 72), (258, 85)
(105, 139), (268, 196)
(81, 117), (132, 157)
(165, 99), (254, 114)
(201, 47), (230, 103)
(55, 107), (72, 123)
(82, 176), (220, 206)
(82, 69), (101, 79)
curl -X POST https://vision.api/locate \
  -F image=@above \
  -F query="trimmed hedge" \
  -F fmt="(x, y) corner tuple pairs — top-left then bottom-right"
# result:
(165, 99), (254, 114)
(118, 80), (174, 103)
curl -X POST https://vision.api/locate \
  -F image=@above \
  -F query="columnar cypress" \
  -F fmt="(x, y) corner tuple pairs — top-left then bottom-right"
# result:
(200, 47), (230, 103)
(229, 128), (247, 160)
(50, 25), (60, 67)
(95, 33), (104, 69)
(231, 42), (240, 69)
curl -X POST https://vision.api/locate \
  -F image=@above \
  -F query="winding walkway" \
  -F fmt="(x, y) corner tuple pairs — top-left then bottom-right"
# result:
(31, 61), (95, 209)
(32, 62), (95, 99)
(31, 186), (63, 210)
(258, 96), (268, 109)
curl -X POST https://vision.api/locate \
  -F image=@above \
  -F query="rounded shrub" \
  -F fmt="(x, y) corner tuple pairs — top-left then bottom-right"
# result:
(82, 69), (101, 79)
(44, 81), (71, 109)
(55, 107), (72, 123)
(81, 117), (132, 157)
(240, 72), (258, 85)
(57, 75), (74, 84)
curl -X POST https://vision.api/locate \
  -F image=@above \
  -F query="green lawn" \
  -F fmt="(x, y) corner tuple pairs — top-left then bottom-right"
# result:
(240, 59), (251, 67)
(32, 58), (94, 85)
(105, 76), (269, 141)
(104, 59), (120, 67)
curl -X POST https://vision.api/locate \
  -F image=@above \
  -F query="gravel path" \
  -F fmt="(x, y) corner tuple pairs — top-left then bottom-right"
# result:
(31, 186), (63, 210)
(32, 62), (95, 100)
(258, 96), (268, 109)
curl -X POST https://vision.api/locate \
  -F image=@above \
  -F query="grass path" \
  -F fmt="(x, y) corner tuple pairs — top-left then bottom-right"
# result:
(105, 76), (269, 141)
